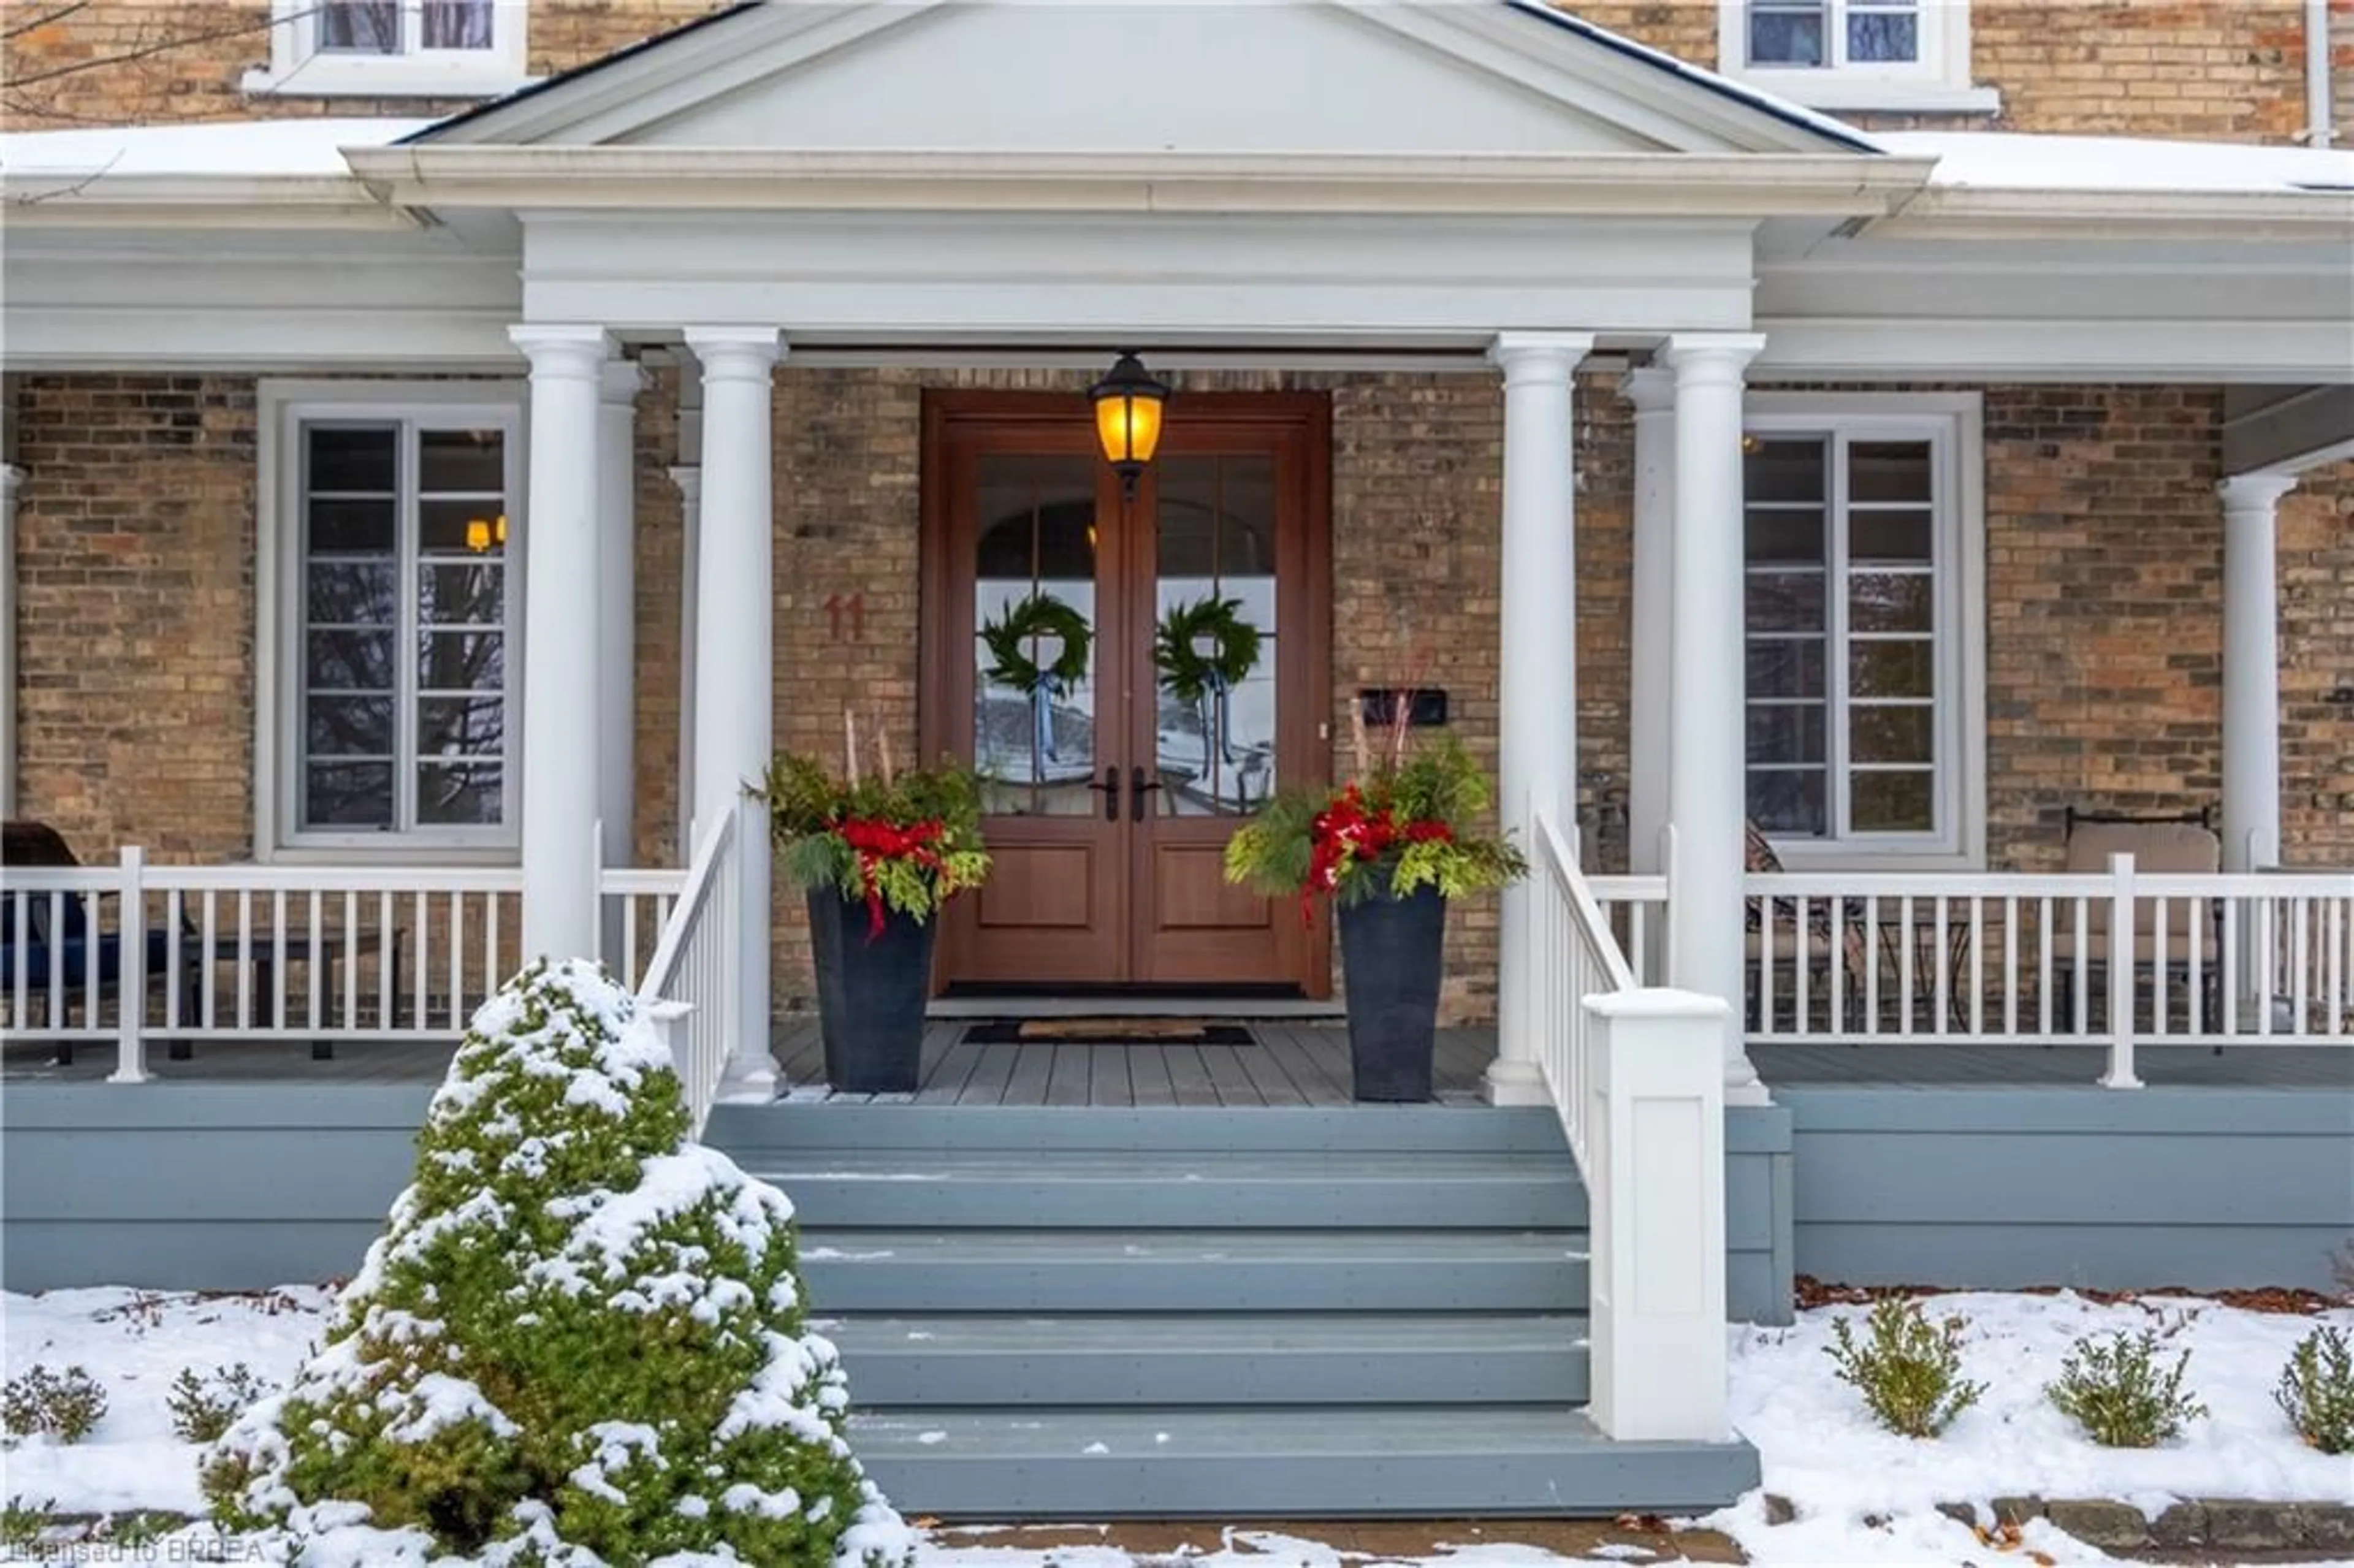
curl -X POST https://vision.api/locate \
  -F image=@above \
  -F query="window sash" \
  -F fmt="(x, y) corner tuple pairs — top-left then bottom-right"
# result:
(1744, 419), (1957, 850)
(286, 405), (520, 849)
(1745, 0), (1935, 73)
(300, 0), (503, 64)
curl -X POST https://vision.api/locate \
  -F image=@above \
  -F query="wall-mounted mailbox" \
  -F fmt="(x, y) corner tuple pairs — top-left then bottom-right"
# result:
(1358, 687), (1449, 728)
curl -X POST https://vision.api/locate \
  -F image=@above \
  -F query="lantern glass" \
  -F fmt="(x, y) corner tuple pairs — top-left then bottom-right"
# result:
(1094, 390), (1164, 467)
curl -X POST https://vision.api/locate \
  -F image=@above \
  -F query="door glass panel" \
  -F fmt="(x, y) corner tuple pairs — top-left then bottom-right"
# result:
(1154, 454), (1277, 817)
(973, 454), (1100, 816)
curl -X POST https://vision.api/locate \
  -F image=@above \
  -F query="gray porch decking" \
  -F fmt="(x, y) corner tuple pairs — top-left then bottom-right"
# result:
(4, 1022), (2341, 1094)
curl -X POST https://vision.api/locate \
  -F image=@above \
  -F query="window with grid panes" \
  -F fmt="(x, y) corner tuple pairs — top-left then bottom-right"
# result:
(1746, 0), (1922, 67)
(293, 414), (517, 842)
(248, 0), (524, 97)
(1743, 424), (1954, 848)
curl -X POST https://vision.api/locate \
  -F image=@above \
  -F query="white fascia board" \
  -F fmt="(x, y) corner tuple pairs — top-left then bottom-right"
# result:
(1756, 318), (2354, 384)
(1873, 185), (2354, 239)
(346, 147), (1933, 218)
(0, 175), (409, 230)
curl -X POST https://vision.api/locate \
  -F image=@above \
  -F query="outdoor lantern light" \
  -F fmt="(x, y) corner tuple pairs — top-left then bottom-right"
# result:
(1091, 351), (1170, 495)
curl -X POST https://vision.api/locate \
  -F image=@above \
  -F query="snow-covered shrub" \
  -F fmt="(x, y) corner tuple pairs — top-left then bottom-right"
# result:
(2276, 1323), (2354, 1454)
(169, 1363), (273, 1444)
(1, 1497), (51, 1550)
(1, 1365), (107, 1444)
(201, 957), (911, 1567)
(2046, 1328), (2206, 1447)
(1824, 1298), (1984, 1438)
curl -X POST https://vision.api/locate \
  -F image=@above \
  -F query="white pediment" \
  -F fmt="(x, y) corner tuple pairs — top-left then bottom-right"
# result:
(421, 2), (1867, 157)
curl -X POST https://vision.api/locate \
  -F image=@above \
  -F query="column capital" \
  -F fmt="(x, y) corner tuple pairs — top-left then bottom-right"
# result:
(1488, 330), (1594, 386)
(600, 359), (650, 405)
(1621, 365), (1676, 413)
(667, 465), (703, 502)
(2217, 471), (2299, 514)
(683, 326), (786, 381)
(508, 322), (614, 378)
(1662, 332), (1767, 386)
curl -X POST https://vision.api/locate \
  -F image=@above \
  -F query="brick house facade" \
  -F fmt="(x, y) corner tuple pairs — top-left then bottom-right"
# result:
(4, 2), (2349, 1025)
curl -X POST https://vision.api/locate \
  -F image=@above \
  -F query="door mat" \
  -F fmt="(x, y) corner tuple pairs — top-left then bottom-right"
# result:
(961, 1019), (1257, 1047)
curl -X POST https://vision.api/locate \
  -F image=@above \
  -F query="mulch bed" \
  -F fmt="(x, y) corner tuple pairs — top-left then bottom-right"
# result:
(1795, 1274), (2347, 1317)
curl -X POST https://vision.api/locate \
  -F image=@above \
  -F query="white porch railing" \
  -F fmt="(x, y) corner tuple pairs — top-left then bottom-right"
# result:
(2, 850), (694, 1083)
(632, 812), (740, 1136)
(1529, 810), (1729, 1444)
(599, 866), (688, 989)
(1746, 857), (2354, 1087)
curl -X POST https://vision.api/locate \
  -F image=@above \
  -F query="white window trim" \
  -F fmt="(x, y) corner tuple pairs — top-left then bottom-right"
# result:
(243, 0), (531, 100)
(257, 379), (528, 865)
(1744, 391), (1986, 872)
(1717, 0), (2000, 113)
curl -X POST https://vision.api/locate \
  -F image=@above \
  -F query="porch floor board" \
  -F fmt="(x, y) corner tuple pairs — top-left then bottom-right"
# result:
(4, 1026), (2339, 1093)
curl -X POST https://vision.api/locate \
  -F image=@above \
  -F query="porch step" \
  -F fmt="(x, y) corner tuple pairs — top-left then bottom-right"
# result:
(745, 1150), (1584, 1228)
(707, 1103), (1754, 1518)
(797, 1228), (1588, 1312)
(820, 1312), (1591, 1406)
(845, 1407), (1756, 1518)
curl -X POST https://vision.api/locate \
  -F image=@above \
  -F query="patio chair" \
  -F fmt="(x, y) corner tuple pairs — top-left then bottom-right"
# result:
(1743, 819), (1872, 1029)
(2052, 806), (2222, 1034)
(0, 821), (195, 1066)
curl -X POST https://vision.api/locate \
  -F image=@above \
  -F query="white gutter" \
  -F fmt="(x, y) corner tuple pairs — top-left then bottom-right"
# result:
(2312, 0), (2338, 149)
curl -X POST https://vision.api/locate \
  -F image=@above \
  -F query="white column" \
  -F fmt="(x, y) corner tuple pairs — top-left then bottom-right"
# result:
(1, 462), (20, 822)
(510, 324), (612, 962)
(669, 463), (703, 857)
(1487, 331), (1593, 1107)
(1624, 367), (1676, 879)
(2219, 473), (2297, 874)
(598, 361), (647, 888)
(1662, 333), (1769, 1104)
(684, 326), (783, 1097)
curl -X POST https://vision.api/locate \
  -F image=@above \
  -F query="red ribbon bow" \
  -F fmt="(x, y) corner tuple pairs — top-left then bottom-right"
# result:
(1298, 786), (1452, 927)
(837, 816), (947, 939)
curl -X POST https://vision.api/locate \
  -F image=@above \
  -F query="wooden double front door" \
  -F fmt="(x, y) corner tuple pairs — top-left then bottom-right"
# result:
(920, 391), (1331, 994)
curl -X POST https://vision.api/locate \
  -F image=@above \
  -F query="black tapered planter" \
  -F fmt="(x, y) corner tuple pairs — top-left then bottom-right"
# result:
(806, 889), (936, 1094)
(1336, 885), (1447, 1102)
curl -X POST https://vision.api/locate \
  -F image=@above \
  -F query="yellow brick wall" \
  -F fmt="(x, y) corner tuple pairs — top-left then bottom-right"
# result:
(2, 1), (2331, 143)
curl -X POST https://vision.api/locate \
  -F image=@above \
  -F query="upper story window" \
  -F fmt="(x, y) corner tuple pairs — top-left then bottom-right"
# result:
(261, 384), (525, 859)
(1742, 394), (1985, 869)
(1718, 0), (1998, 113)
(245, 0), (528, 99)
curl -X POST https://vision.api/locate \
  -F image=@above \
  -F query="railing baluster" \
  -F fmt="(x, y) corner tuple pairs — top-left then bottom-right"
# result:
(2293, 896), (2312, 1031)
(1899, 894), (1916, 1033)
(273, 889), (289, 1030)
(1758, 891), (1775, 1038)
(1864, 896), (1880, 1035)
(1933, 896), (1949, 1038)
(45, 889), (64, 1027)
(166, 888), (184, 1033)
(2000, 896), (2016, 1037)
(2150, 896), (2168, 1038)
(200, 891), (218, 1033)
(343, 890), (359, 1032)
(1794, 895), (1811, 1037)
(310, 891), (324, 1034)
(236, 888), (254, 1032)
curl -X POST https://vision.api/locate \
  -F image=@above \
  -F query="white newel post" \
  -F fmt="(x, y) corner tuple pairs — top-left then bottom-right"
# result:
(598, 360), (647, 966)
(511, 324), (612, 962)
(1, 462), (19, 822)
(1663, 333), (1769, 1103)
(1488, 331), (1593, 1108)
(1583, 989), (1729, 1442)
(669, 464), (703, 856)
(1624, 367), (1675, 885)
(2219, 473), (2296, 876)
(684, 326), (783, 1098)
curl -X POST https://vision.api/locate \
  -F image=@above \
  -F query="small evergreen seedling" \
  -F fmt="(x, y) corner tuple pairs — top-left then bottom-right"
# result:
(1, 1498), (52, 1549)
(1824, 1298), (1985, 1438)
(2276, 1324), (2354, 1454)
(2047, 1330), (2207, 1447)
(204, 959), (911, 1567)
(1, 1366), (107, 1444)
(167, 1364), (272, 1444)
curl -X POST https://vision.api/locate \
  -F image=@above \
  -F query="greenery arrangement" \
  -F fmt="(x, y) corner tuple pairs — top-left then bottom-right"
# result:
(1154, 595), (1262, 705)
(0, 1365), (107, 1445)
(2276, 1324), (2354, 1454)
(203, 960), (910, 1567)
(166, 1364), (272, 1445)
(2046, 1328), (2207, 1447)
(1824, 1298), (1986, 1439)
(980, 591), (1091, 695)
(1224, 696), (1523, 923)
(762, 711), (991, 937)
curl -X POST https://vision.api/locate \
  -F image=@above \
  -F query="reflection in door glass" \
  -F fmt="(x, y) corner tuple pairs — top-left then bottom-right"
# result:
(1153, 455), (1276, 817)
(974, 454), (1099, 816)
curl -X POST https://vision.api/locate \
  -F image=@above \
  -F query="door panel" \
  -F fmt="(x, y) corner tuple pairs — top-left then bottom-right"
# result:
(922, 392), (1330, 996)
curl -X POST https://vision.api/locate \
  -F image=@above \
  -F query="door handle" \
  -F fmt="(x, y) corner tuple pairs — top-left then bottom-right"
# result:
(1087, 764), (1121, 821)
(1130, 765), (1162, 820)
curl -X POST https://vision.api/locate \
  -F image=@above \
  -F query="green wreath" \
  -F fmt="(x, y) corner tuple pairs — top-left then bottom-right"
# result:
(1155, 595), (1262, 704)
(980, 591), (1092, 694)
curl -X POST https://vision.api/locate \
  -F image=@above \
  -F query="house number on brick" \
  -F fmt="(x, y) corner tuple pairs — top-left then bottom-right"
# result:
(823, 592), (866, 642)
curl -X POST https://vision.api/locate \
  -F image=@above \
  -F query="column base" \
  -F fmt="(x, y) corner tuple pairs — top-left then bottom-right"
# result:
(1723, 1076), (1775, 1109)
(1482, 1056), (1551, 1107)
(719, 1054), (780, 1104)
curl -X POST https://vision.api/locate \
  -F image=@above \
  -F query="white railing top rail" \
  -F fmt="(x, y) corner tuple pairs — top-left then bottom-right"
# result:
(637, 813), (736, 1008)
(600, 866), (691, 898)
(1535, 811), (1638, 996)
(4, 862), (526, 894)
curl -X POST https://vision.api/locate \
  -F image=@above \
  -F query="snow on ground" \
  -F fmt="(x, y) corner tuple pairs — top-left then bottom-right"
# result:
(5, 1285), (2350, 1566)
(1877, 130), (2354, 193)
